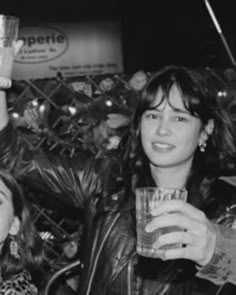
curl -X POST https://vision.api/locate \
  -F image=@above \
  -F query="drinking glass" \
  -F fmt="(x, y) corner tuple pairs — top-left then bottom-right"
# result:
(136, 187), (188, 258)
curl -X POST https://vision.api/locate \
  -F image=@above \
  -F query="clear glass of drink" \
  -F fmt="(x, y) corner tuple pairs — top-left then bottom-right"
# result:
(136, 187), (188, 258)
(0, 15), (19, 79)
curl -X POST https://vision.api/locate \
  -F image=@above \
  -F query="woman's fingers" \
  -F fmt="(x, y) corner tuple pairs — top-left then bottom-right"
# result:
(150, 200), (206, 221)
(153, 230), (199, 248)
(146, 212), (206, 234)
(155, 245), (206, 263)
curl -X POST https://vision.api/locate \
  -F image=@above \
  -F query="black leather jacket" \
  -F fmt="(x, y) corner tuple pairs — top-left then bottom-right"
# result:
(0, 122), (236, 295)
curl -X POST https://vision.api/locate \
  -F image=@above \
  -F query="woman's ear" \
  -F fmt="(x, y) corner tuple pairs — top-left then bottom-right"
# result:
(9, 217), (20, 236)
(198, 119), (214, 150)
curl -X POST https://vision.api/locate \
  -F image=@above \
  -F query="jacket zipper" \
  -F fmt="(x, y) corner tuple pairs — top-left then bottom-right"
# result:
(85, 213), (121, 295)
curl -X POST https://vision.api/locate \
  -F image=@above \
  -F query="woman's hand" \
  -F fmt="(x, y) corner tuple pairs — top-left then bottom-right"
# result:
(145, 200), (217, 266)
(0, 40), (23, 89)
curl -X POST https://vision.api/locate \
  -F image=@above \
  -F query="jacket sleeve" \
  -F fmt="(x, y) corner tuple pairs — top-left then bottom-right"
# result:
(196, 224), (236, 286)
(0, 121), (103, 208)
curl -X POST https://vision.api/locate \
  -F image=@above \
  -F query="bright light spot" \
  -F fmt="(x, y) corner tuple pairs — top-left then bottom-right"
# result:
(68, 106), (77, 115)
(39, 105), (45, 113)
(40, 231), (54, 241)
(32, 100), (38, 107)
(106, 100), (113, 107)
(217, 90), (227, 97)
(11, 112), (19, 118)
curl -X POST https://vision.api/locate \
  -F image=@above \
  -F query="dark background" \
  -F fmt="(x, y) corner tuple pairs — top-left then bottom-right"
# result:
(1, 0), (236, 73)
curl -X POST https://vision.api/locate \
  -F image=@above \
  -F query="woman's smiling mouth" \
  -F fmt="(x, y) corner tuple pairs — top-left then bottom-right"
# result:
(152, 142), (175, 152)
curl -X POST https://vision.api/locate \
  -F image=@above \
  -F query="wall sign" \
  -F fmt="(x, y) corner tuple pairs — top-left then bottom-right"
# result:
(13, 21), (123, 80)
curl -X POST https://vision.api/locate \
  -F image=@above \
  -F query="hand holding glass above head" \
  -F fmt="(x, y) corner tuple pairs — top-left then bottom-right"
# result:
(0, 14), (23, 89)
(0, 39), (23, 89)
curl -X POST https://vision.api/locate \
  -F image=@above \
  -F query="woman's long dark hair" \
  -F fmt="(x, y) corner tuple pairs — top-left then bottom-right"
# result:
(122, 65), (236, 200)
(0, 169), (44, 285)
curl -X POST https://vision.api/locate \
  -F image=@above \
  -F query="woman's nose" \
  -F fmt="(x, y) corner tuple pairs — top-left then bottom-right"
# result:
(156, 117), (171, 136)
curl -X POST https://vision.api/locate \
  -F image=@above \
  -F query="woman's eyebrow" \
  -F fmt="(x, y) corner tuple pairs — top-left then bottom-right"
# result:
(172, 108), (190, 114)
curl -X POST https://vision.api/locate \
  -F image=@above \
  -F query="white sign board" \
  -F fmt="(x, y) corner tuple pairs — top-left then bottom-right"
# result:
(13, 21), (123, 80)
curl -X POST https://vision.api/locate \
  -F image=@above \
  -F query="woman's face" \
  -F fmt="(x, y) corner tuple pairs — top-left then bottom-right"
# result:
(140, 84), (204, 170)
(0, 178), (19, 251)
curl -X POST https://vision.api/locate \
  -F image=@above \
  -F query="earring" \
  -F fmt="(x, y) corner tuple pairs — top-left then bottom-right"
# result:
(9, 235), (20, 259)
(199, 141), (207, 152)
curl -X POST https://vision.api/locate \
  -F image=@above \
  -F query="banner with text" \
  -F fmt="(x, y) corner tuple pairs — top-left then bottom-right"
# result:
(13, 21), (123, 80)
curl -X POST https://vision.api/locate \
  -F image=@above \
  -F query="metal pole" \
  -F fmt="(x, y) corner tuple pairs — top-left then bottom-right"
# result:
(204, 0), (236, 66)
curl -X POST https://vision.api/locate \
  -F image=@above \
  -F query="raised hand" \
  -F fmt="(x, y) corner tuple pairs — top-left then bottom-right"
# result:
(0, 40), (24, 89)
(145, 200), (217, 266)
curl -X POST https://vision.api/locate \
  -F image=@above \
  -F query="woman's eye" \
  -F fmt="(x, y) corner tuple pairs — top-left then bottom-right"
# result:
(175, 116), (188, 122)
(145, 112), (159, 119)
